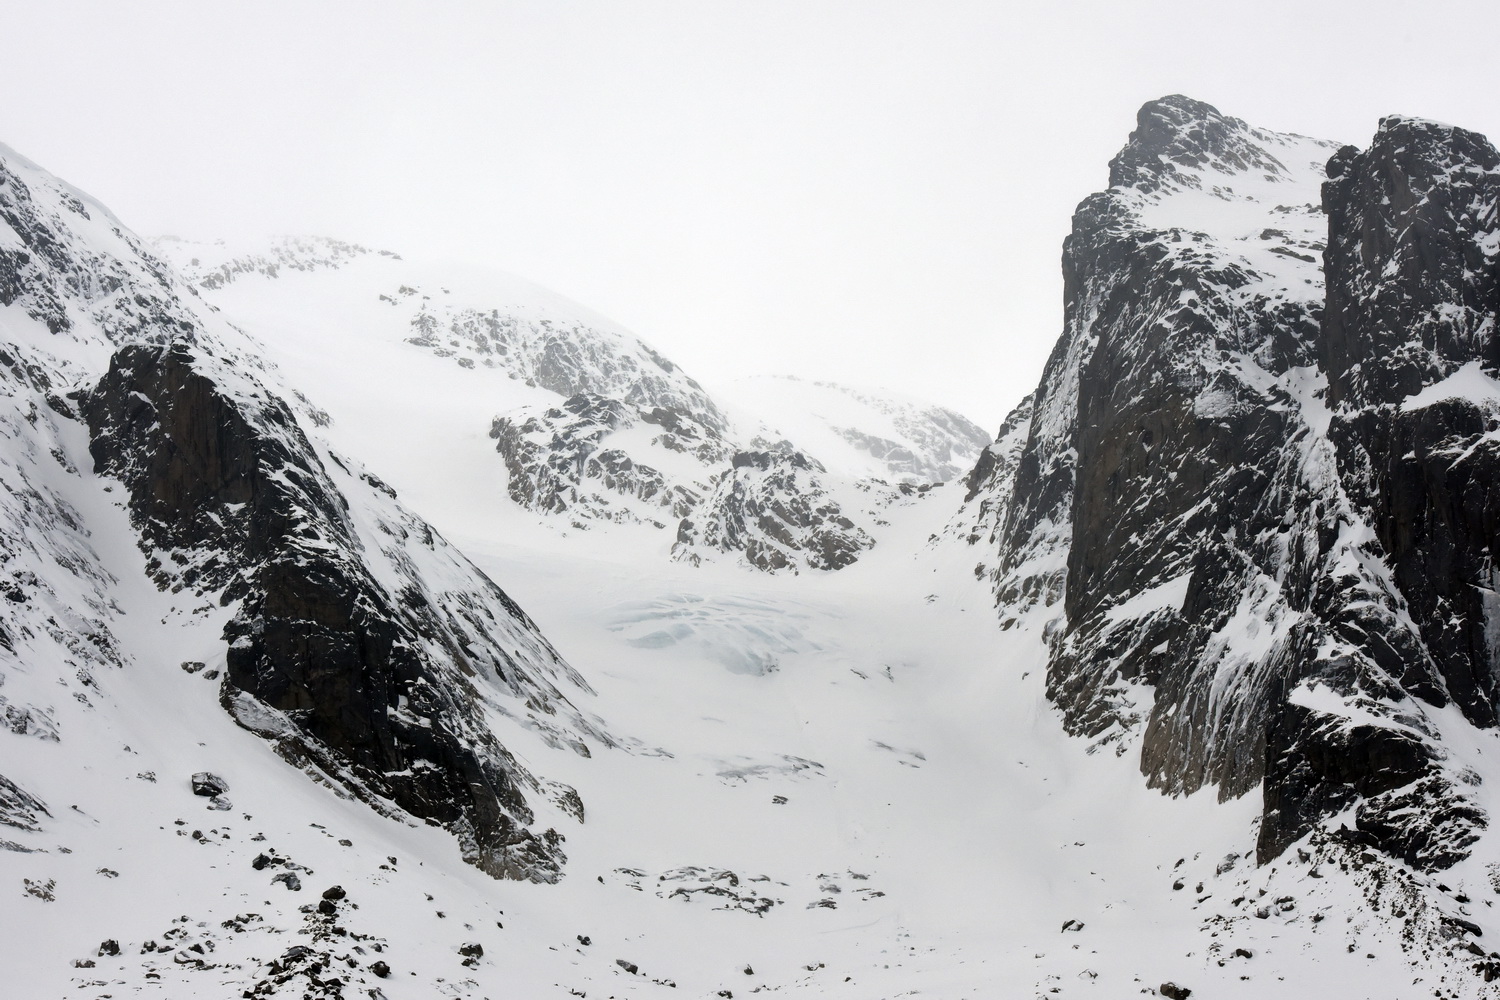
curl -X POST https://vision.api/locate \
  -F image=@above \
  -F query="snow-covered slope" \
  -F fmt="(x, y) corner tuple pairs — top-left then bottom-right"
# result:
(0, 141), (601, 896)
(157, 236), (980, 574)
(161, 236), (737, 531)
(715, 374), (992, 484)
(11, 96), (1500, 1000)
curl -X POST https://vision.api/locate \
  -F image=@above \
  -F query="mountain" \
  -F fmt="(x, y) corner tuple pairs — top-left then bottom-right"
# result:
(715, 374), (993, 485)
(157, 236), (978, 574)
(161, 236), (737, 532)
(957, 94), (1500, 980)
(0, 141), (599, 896)
(10, 95), (1500, 1000)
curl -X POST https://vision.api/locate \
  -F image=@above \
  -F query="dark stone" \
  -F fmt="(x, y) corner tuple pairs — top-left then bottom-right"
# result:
(97, 939), (119, 957)
(321, 885), (346, 900)
(369, 960), (390, 978)
(317, 899), (337, 915)
(458, 942), (483, 958)
(1322, 117), (1500, 410)
(1445, 916), (1484, 937)
(1320, 116), (1500, 730)
(616, 959), (639, 975)
(190, 772), (228, 797)
(1160, 983), (1192, 1000)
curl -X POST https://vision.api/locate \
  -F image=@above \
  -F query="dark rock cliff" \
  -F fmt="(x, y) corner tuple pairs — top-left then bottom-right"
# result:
(85, 338), (591, 882)
(1321, 117), (1500, 724)
(969, 97), (1498, 872)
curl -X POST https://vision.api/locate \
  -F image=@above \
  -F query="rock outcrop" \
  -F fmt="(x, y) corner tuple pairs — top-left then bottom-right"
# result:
(963, 97), (1500, 871)
(491, 391), (729, 527)
(0, 146), (595, 882)
(672, 448), (884, 573)
(85, 337), (596, 880)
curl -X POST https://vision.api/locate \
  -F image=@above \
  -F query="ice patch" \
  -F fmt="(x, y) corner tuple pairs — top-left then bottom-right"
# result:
(604, 593), (831, 675)
(1401, 360), (1500, 411)
(1104, 573), (1192, 625)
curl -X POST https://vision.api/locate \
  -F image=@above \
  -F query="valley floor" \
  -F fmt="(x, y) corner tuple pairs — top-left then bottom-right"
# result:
(8, 460), (1482, 998)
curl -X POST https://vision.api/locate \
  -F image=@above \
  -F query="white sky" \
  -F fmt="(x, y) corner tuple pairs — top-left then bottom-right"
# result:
(4, 0), (1499, 430)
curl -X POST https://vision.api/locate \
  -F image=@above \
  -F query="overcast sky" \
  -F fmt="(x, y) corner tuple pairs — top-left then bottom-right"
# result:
(5, 1), (1499, 429)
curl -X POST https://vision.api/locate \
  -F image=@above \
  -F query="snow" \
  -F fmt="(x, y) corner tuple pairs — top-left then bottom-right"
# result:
(714, 374), (990, 483)
(1402, 359), (1500, 411)
(1127, 126), (1337, 315)
(1105, 572), (1192, 624)
(0, 141), (1497, 1000)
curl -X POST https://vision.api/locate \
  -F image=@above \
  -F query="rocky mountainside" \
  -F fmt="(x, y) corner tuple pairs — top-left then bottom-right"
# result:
(166, 236), (738, 531)
(159, 236), (980, 573)
(13, 97), (1500, 1000)
(0, 146), (598, 888)
(957, 95), (1500, 975)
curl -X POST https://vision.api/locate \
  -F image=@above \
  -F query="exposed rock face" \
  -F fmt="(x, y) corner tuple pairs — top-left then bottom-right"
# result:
(1263, 115), (1500, 868)
(85, 337), (595, 881)
(944, 392), (1032, 583)
(673, 448), (883, 573)
(1321, 120), (1500, 408)
(0, 773), (49, 831)
(491, 391), (729, 527)
(964, 96), (1497, 872)
(1321, 117), (1500, 723)
(0, 150), (597, 882)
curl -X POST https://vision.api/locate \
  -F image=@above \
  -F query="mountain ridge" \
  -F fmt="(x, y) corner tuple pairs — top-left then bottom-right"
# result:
(10, 97), (1500, 998)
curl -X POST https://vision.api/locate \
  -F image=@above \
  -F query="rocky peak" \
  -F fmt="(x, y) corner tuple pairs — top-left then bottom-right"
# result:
(1321, 115), (1500, 407)
(1107, 94), (1298, 194)
(963, 97), (1494, 878)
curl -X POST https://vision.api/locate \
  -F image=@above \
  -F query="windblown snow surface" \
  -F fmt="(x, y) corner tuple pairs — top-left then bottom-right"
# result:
(5, 211), (1500, 1000)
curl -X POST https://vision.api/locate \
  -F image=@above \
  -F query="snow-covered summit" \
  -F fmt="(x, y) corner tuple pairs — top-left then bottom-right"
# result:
(157, 236), (987, 573)
(715, 374), (992, 485)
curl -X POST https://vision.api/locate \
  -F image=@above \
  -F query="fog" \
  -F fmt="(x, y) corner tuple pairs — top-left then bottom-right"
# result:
(5, 0), (1498, 428)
